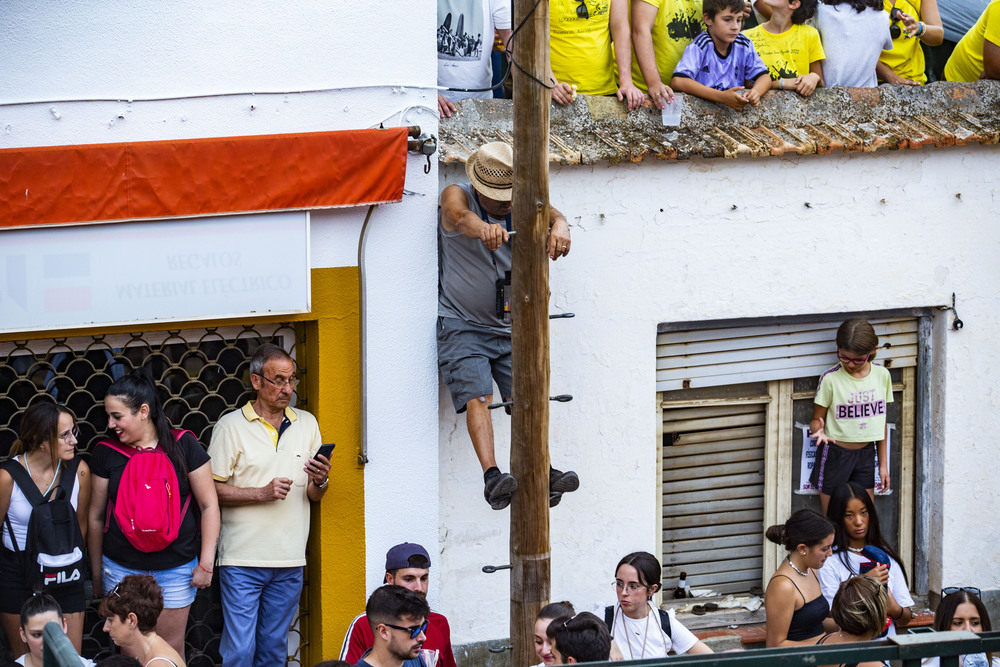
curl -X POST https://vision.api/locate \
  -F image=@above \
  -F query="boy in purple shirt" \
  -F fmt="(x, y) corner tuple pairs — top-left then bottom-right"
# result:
(670, 0), (770, 110)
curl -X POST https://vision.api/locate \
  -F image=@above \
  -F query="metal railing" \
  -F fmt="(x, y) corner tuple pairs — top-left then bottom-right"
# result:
(593, 631), (1000, 667)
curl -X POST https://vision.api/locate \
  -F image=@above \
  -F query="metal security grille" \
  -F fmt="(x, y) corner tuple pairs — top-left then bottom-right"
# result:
(661, 401), (767, 595)
(0, 323), (306, 667)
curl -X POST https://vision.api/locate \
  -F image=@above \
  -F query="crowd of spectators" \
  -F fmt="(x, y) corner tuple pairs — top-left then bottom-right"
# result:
(436, 0), (1000, 116)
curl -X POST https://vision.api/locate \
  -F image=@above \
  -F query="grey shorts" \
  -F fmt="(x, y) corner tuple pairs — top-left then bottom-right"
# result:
(438, 316), (512, 412)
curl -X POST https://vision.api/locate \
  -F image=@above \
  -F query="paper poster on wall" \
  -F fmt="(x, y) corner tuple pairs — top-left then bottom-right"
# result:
(0, 211), (310, 333)
(796, 422), (894, 494)
(797, 423), (820, 495)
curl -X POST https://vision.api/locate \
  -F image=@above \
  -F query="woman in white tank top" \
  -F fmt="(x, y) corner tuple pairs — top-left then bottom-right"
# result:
(0, 402), (91, 656)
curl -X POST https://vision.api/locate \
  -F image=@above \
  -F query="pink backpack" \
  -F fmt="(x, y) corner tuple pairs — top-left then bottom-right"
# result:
(100, 429), (193, 553)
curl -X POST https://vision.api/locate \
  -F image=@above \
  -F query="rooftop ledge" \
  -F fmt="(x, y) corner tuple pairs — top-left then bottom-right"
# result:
(438, 81), (1000, 165)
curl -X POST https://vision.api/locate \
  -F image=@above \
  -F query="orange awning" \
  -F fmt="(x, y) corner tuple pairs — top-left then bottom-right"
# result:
(0, 127), (408, 229)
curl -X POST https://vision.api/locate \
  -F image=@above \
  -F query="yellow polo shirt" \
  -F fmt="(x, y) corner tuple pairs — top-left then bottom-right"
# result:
(209, 402), (322, 567)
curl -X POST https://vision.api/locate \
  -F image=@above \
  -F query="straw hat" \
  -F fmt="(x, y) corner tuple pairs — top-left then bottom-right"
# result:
(465, 142), (513, 202)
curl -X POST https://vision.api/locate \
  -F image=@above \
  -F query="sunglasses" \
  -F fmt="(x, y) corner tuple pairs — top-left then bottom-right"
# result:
(576, 0), (589, 19)
(384, 620), (428, 639)
(942, 586), (980, 597)
(837, 353), (871, 365)
(889, 7), (903, 38)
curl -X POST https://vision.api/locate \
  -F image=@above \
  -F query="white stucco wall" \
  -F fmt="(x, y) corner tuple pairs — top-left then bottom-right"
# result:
(1, 0), (444, 610)
(440, 144), (1000, 643)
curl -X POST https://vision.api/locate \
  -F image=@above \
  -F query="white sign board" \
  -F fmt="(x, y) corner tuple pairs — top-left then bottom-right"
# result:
(0, 212), (310, 333)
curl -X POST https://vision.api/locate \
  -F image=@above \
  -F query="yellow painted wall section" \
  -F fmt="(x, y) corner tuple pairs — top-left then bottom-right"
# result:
(0, 266), (364, 664)
(297, 266), (365, 664)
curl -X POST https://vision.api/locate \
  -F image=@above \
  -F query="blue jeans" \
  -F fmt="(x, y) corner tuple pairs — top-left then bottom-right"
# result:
(219, 566), (303, 667)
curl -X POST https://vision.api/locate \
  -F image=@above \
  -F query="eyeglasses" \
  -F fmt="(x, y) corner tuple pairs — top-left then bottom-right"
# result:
(108, 583), (122, 598)
(576, 0), (589, 19)
(942, 586), (980, 597)
(613, 580), (649, 593)
(257, 374), (299, 389)
(59, 426), (80, 442)
(384, 620), (428, 639)
(837, 353), (871, 365)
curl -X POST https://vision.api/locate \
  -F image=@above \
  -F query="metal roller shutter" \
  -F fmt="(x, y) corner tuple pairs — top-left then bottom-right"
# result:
(661, 401), (767, 595)
(656, 317), (918, 391)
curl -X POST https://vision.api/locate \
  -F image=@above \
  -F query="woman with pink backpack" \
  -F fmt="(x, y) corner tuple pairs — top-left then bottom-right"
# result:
(88, 370), (220, 661)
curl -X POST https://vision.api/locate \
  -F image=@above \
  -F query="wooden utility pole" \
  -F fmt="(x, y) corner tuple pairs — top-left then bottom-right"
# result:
(509, 0), (551, 664)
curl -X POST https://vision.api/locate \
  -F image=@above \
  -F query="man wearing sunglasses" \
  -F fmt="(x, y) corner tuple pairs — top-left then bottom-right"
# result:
(356, 585), (432, 667)
(208, 343), (331, 667)
(340, 543), (456, 667)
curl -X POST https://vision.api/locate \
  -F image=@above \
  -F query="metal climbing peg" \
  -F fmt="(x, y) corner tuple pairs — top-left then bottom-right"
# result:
(488, 394), (573, 410)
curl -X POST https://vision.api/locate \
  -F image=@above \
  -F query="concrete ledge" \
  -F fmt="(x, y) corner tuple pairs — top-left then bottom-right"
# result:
(439, 81), (1000, 165)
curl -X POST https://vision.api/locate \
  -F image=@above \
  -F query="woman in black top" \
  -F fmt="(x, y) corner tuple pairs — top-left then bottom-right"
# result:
(764, 509), (836, 647)
(87, 371), (219, 661)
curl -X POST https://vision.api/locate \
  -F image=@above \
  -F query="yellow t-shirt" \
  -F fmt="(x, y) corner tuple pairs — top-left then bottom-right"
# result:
(744, 23), (825, 80)
(945, 0), (1000, 81)
(630, 0), (705, 92)
(551, 0), (618, 95)
(879, 0), (927, 83)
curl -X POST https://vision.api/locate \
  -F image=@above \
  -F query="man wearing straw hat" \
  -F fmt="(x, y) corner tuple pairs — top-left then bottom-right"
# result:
(438, 141), (578, 511)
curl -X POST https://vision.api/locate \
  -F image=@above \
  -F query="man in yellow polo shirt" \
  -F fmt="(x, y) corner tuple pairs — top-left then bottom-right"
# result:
(209, 343), (331, 667)
(945, 0), (1000, 81)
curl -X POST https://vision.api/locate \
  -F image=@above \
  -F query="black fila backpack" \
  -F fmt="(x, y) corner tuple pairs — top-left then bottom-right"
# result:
(2, 457), (85, 592)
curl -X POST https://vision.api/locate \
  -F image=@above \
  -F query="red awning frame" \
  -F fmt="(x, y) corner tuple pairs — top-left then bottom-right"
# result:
(0, 127), (408, 229)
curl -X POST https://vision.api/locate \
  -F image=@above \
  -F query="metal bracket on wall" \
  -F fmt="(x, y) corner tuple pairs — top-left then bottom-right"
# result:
(938, 292), (964, 330)
(407, 128), (438, 174)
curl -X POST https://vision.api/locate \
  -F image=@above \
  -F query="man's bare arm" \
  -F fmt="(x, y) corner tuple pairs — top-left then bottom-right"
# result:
(214, 478), (291, 507)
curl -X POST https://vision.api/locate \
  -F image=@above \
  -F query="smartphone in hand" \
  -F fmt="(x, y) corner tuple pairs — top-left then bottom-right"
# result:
(314, 443), (335, 460)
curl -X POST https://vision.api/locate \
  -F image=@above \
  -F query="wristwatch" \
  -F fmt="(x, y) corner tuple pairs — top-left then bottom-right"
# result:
(315, 477), (329, 489)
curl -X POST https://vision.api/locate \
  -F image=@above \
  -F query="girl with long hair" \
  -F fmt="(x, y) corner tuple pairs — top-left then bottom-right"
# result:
(0, 402), (90, 654)
(819, 481), (912, 635)
(924, 588), (998, 667)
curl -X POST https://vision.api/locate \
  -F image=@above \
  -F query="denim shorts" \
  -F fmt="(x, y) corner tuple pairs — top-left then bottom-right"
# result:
(102, 555), (198, 609)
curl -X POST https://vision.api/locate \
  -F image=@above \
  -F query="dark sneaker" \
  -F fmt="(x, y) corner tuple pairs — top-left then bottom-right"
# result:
(549, 467), (580, 507)
(484, 471), (519, 510)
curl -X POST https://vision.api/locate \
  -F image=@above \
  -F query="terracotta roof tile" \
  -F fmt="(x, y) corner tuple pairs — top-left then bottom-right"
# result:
(439, 82), (1000, 165)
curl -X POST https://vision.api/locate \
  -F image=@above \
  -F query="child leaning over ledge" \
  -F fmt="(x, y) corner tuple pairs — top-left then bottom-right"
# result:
(744, 0), (825, 95)
(670, 0), (771, 110)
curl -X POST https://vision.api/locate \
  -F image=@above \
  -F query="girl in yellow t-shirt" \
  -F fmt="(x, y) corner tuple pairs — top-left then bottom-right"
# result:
(875, 0), (943, 84)
(744, 0), (825, 95)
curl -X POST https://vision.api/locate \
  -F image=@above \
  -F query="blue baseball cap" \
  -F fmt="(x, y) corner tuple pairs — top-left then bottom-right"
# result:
(385, 543), (431, 571)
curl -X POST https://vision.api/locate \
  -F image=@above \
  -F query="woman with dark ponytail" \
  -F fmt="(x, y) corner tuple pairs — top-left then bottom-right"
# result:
(87, 370), (219, 661)
(764, 509), (836, 647)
